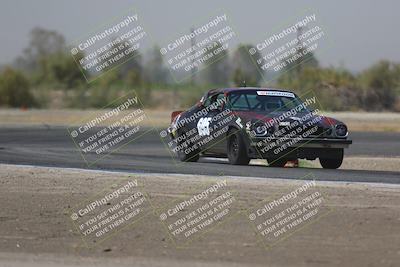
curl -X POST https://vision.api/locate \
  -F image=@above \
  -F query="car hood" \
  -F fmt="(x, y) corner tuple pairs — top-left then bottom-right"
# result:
(232, 110), (344, 128)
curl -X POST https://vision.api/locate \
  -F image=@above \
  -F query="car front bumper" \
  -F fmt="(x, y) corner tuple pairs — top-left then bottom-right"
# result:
(250, 137), (352, 149)
(247, 136), (352, 159)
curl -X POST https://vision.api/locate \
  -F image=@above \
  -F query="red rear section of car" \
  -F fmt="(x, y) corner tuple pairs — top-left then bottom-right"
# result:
(171, 111), (183, 123)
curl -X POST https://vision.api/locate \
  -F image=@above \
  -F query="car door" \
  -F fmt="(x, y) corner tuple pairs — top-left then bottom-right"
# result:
(198, 93), (228, 154)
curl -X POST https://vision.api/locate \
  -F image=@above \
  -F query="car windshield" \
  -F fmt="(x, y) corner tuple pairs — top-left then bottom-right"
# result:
(227, 91), (308, 112)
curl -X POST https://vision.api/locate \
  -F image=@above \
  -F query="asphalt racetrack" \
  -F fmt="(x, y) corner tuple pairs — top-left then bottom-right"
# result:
(0, 126), (399, 184)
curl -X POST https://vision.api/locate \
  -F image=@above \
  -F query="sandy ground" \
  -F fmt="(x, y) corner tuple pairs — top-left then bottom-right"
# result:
(0, 164), (399, 267)
(1, 109), (400, 132)
(0, 109), (171, 128)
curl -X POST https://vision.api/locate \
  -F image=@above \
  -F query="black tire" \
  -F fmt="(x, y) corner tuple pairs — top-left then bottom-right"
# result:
(175, 129), (199, 162)
(227, 130), (250, 165)
(319, 149), (343, 169)
(268, 158), (287, 167)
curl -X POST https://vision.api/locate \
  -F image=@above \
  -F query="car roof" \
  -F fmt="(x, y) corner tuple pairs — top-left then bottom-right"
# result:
(208, 87), (295, 94)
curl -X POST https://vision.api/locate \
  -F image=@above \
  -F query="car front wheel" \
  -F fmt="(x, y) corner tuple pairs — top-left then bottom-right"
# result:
(227, 130), (250, 165)
(319, 149), (343, 169)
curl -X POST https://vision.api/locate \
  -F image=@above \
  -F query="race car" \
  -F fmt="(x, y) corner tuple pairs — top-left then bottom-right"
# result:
(168, 87), (352, 169)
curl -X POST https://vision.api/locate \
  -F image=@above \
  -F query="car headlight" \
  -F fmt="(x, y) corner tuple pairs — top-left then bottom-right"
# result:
(335, 124), (348, 137)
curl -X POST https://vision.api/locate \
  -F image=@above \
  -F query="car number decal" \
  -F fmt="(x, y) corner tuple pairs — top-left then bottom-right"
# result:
(197, 117), (212, 136)
(236, 117), (243, 128)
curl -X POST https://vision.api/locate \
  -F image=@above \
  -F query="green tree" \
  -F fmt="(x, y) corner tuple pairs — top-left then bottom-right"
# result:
(15, 27), (66, 72)
(277, 67), (362, 111)
(202, 41), (229, 86)
(0, 67), (35, 107)
(277, 27), (319, 84)
(358, 60), (398, 110)
(117, 43), (143, 84)
(37, 51), (85, 88)
(144, 45), (168, 84)
(232, 44), (262, 86)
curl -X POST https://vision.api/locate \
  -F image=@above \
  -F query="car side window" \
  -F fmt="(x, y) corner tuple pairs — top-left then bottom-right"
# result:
(204, 93), (224, 109)
(215, 93), (225, 110)
(281, 97), (297, 110)
(228, 92), (251, 111)
(203, 95), (213, 107)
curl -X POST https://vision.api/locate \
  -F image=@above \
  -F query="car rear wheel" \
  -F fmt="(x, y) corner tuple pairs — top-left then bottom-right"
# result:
(227, 130), (250, 165)
(319, 149), (343, 169)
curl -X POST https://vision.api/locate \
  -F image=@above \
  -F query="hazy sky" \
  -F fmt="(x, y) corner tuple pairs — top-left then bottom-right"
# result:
(1, 0), (399, 72)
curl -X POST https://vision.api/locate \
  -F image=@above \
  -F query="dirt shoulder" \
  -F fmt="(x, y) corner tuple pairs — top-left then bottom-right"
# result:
(0, 164), (399, 267)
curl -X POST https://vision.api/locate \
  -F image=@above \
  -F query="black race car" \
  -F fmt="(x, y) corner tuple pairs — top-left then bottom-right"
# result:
(168, 87), (352, 169)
